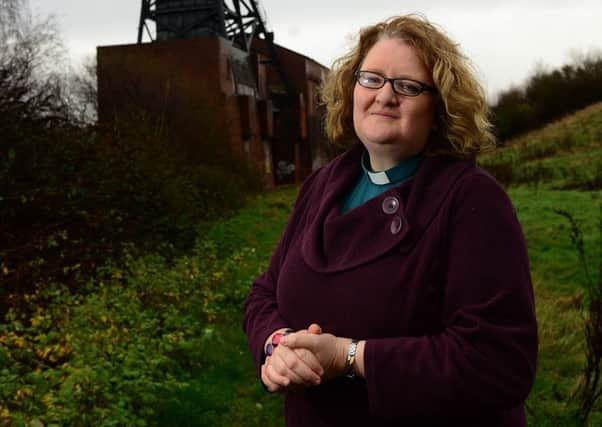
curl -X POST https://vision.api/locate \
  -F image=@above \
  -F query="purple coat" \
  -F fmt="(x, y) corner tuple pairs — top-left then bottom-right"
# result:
(243, 143), (538, 426)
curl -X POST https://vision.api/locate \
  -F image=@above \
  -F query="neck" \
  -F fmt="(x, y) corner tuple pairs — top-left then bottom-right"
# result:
(366, 145), (415, 171)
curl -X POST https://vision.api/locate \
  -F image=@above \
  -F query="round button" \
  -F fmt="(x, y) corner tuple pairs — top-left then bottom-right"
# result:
(390, 216), (403, 235)
(382, 196), (399, 214)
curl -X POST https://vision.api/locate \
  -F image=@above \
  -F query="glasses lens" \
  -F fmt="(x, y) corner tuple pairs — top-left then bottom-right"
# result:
(394, 79), (422, 96)
(357, 71), (383, 88)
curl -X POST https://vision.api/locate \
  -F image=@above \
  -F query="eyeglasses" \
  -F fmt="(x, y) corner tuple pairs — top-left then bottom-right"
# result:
(355, 70), (437, 97)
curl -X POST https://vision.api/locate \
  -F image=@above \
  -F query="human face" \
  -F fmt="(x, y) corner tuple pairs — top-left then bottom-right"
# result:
(353, 38), (437, 169)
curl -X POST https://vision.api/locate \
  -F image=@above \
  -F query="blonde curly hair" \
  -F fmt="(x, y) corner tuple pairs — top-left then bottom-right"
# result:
(321, 14), (495, 158)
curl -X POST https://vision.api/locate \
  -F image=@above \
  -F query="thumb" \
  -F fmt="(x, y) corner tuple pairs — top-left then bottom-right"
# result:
(280, 332), (312, 349)
(307, 323), (322, 334)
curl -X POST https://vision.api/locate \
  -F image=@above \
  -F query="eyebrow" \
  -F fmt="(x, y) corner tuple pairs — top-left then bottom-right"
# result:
(361, 68), (428, 82)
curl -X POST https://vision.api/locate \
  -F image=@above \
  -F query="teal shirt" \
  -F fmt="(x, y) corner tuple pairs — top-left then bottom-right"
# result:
(341, 151), (423, 213)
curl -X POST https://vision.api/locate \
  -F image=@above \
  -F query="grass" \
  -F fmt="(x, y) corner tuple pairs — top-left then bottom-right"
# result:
(511, 188), (601, 294)
(510, 187), (601, 425)
(152, 189), (298, 426)
(479, 101), (602, 190)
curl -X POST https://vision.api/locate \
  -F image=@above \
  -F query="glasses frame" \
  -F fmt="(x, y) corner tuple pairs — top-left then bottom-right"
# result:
(354, 70), (437, 97)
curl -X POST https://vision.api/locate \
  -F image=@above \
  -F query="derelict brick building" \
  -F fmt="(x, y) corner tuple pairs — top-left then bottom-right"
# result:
(96, 0), (331, 188)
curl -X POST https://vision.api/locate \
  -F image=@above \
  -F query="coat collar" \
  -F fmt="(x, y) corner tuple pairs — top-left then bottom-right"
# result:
(300, 143), (475, 273)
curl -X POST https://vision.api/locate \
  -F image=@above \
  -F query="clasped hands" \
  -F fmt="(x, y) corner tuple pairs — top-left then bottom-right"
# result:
(261, 323), (361, 393)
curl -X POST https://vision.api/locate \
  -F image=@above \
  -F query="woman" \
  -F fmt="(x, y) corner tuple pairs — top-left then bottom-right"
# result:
(243, 14), (538, 427)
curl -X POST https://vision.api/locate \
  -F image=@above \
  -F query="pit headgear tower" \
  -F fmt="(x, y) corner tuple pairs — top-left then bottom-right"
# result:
(137, 0), (291, 93)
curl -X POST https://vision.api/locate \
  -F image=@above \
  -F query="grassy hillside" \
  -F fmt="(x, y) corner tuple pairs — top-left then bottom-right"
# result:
(479, 101), (602, 190)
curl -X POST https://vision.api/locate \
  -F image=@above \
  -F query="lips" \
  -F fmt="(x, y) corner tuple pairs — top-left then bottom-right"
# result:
(371, 111), (400, 119)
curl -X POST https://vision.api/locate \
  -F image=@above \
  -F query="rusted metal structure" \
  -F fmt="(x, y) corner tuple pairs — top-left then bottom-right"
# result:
(97, 0), (330, 187)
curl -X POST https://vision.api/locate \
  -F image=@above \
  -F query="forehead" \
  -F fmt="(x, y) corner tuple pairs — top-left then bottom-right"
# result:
(361, 37), (429, 79)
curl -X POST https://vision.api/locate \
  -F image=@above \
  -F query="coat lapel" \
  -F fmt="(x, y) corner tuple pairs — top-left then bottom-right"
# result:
(300, 144), (474, 273)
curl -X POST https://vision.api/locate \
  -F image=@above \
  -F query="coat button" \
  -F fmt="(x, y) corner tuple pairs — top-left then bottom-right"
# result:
(390, 216), (403, 234)
(382, 196), (399, 214)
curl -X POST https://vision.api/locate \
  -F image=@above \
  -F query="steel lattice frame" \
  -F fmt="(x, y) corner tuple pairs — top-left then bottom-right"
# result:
(138, 0), (268, 52)
(137, 0), (293, 95)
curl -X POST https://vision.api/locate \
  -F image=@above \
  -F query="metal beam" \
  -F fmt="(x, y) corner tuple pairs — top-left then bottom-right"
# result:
(136, 0), (295, 97)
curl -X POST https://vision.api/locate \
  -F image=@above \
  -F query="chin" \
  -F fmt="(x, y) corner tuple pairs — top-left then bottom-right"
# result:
(362, 138), (402, 149)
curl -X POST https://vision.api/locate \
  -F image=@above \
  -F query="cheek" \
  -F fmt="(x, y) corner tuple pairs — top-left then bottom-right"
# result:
(408, 101), (436, 126)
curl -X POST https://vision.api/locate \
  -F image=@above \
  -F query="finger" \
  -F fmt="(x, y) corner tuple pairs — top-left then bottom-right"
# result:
(294, 348), (324, 377)
(284, 349), (323, 385)
(273, 346), (321, 385)
(271, 347), (312, 384)
(266, 361), (294, 387)
(261, 361), (281, 393)
(281, 348), (322, 384)
(280, 332), (319, 350)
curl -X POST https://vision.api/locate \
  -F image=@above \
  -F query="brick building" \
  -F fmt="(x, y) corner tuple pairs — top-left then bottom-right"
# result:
(97, 34), (331, 188)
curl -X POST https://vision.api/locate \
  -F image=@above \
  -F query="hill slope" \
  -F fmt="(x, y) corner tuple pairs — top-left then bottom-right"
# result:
(479, 102), (602, 190)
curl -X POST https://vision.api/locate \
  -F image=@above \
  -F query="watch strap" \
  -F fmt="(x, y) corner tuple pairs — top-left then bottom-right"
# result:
(345, 339), (359, 379)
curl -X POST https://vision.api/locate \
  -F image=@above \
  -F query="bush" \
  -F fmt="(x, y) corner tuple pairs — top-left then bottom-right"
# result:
(0, 1), (261, 303)
(0, 235), (260, 425)
(492, 53), (602, 141)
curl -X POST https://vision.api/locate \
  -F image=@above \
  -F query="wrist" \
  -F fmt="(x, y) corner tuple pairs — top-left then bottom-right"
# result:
(336, 338), (365, 379)
(335, 338), (353, 376)
(353, 340), (366, 378)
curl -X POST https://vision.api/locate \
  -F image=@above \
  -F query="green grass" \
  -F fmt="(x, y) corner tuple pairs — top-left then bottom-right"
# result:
(152, 188), (299, 427)
(479, 102), (602, 190)
(511, 187), (601, 293)
(510, 187), (601, 425)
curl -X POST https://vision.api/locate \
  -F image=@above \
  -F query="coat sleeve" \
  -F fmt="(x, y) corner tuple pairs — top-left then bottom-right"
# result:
(242, 170), (321, 376)
(363, 173), (538, 417)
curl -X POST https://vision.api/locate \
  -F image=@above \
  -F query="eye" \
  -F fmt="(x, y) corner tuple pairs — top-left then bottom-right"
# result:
(358, 72), (383, 87)
(395, 80), (422, 95)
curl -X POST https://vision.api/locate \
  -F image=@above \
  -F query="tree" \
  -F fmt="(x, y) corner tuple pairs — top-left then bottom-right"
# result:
(0, 0), (68, 134)
(65, 55), (98, 123)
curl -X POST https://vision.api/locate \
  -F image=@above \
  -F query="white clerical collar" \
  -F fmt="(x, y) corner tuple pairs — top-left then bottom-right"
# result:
(361, 151), (424, 186)
(366, 170), (390, 185)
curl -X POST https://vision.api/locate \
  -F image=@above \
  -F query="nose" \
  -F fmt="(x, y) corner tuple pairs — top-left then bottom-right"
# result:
(374, 80), (399, 105)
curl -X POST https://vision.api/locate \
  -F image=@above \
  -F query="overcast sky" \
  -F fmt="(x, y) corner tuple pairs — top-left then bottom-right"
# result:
(28, 0), (602, 101)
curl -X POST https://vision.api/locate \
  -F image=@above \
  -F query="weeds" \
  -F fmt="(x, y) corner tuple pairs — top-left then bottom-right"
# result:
(554, 207), (602, 425)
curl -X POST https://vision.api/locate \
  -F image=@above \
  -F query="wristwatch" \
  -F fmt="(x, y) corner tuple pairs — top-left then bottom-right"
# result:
(265, 329), (294, 356)
(345, 339), (359, 379)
